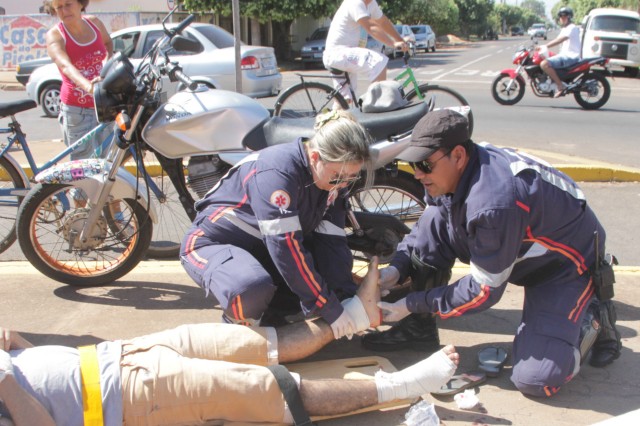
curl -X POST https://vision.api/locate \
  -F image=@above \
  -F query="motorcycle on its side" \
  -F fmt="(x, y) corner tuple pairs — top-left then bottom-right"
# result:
(15, 11), (434, 287)
(491, 44), (612, 110)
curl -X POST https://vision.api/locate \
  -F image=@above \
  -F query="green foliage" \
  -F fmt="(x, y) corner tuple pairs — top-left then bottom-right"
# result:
(454, 0), (495, 37)
(181, 0), (338, 22)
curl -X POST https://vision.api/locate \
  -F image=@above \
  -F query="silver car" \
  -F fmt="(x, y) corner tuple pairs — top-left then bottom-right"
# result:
(26, 22), (282, 117)
(411, 24), (436, 52)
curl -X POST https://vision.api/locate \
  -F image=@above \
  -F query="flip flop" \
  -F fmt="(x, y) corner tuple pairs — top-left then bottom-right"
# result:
(431, 371), (487, 396)
(477, 346), (508, 377)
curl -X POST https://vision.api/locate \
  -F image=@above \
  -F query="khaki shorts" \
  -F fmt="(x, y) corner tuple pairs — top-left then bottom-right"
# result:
(119, 323), (286, 425)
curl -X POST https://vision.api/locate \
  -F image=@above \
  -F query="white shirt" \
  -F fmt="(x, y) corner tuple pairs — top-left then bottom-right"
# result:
(325, 0), (384, 49)
(558, 23), (581, 58)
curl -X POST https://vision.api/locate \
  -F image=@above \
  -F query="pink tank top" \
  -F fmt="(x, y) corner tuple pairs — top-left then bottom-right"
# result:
(57, 18), (107, 108)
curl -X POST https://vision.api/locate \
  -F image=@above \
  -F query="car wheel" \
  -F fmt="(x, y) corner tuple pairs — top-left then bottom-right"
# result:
(431, 43), (436, 52)
(39, 83), (61, 118)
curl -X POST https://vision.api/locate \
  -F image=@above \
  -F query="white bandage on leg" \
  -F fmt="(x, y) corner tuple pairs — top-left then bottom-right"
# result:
(374, 349), (457, 403)
(341, 295), (371, 333)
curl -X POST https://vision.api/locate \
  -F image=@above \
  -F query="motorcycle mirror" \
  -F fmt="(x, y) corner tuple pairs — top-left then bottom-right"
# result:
(171, 35), (201, 53)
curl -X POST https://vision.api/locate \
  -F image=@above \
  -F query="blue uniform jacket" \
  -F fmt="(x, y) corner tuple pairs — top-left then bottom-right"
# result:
(193, 139), (353, 323)
(396, 143), (605, 318)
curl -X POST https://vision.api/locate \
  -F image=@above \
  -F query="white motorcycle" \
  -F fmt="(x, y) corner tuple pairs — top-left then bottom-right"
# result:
(16, 12), (435, 286)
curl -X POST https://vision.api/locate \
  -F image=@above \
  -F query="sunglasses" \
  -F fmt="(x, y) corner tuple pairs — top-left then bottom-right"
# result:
(410, 149), (453, 174)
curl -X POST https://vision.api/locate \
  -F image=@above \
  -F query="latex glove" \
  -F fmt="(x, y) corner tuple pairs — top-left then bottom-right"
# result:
(0, 350), (13, 384)
(330, 310), (356, 340)
(378, 298), (411, 323)
(379, 266), (400, 297)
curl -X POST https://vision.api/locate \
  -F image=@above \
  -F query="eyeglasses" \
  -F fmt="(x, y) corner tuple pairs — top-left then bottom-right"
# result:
(410, 149), (453, 174)
(328, 174), (361, 186)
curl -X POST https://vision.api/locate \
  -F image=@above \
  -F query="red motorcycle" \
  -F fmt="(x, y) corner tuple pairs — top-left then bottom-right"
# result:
(492, 45), (611, 109)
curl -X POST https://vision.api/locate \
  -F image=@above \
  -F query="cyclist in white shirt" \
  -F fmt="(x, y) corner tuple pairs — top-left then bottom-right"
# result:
(323, 0), (407, 105)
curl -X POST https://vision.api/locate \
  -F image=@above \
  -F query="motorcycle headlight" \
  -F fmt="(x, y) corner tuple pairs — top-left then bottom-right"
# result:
(94, 52), (136, 122)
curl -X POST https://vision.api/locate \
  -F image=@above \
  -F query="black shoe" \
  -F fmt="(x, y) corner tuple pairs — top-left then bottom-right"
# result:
(589, 300), (622, 368)
(361, 314), (440, 352)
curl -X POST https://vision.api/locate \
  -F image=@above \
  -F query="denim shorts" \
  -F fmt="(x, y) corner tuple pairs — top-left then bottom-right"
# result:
(546, 55), (580, 70)
(58, 103), (100, 160)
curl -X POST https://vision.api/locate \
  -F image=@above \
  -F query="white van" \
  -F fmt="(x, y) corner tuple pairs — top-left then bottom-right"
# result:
(581, 8), (640, 77)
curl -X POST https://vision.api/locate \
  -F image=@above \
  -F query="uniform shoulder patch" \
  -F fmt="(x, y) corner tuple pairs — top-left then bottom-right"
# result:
(270, 190), (291, 210)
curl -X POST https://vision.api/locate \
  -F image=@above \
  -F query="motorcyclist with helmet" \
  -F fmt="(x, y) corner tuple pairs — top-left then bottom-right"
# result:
(537, 7), (582, 98)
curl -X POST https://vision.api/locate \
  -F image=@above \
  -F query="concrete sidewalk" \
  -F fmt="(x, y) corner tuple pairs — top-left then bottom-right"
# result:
(0, 261), (639, 426)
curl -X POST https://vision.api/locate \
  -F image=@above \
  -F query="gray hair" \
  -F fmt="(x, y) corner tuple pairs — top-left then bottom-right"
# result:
(310, 109), (374, 189)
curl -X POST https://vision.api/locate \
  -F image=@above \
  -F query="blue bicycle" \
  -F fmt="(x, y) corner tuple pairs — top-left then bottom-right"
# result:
(0, 99), (192, 257)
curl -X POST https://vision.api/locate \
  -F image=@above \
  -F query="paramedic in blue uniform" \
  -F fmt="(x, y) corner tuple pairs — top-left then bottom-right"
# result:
(181, 110), (374, 339)
(362, 109), (622, 397)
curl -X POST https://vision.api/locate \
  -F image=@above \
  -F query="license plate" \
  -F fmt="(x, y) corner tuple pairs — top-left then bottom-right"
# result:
(261, 57), (275, 69)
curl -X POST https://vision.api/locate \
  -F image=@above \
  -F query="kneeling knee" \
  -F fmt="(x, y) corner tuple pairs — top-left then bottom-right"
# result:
(511, 376), (561, 397)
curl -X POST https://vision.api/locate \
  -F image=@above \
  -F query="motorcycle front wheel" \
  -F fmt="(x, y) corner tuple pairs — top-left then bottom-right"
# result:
(574, 73), (610, 110)
(491, 73), (526, 106)
(17, 183), (152, 286)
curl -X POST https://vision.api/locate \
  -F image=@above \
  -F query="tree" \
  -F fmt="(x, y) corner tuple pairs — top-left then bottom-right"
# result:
(181, 0), (339, 60)
(454, 0), (495, 38)
(521, 0), (546, 18)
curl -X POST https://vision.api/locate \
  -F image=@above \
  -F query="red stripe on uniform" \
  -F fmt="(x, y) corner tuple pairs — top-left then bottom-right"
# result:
(437, 284), (491, 319)
(525, 227), (588, 275)
(568, 278), (595, 323)
(516, 200), (530, 213)
(284, 233), (326, 308)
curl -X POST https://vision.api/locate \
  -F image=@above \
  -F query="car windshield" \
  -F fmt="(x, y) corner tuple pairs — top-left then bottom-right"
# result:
(194, 25), (237, 48)
(310, 28), (328, 40)
(411, 26), (425, 34)
(591, 16), (640, 33)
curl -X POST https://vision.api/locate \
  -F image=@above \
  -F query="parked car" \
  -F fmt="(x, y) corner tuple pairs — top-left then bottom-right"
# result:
(366, 35), (394, 57)
(581, 8), (640, 77)
(393, 24), (416, 57)
(300, 27), (329, 66)
(26, 22), (282, 117)
(15, 56), (53, 86)
(528, 23), (547, 40)
(511, 26), (525, 36)
(410, 24), (436, 52)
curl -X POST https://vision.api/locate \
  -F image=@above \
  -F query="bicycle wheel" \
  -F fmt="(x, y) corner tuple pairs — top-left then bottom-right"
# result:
(0, 156), (28, 254)
(274, 82), (349, 118)
(405, 83), (475, 137)
(123, 149), (196, 259)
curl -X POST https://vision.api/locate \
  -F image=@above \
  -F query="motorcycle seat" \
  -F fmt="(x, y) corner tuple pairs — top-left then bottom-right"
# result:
(0, 99), (37, 119)
(246, 102), (429, 151)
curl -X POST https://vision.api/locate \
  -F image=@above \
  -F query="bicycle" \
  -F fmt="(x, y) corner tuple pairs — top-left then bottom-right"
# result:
(273, 52), (474, 135)
(0, 99), (191, 257)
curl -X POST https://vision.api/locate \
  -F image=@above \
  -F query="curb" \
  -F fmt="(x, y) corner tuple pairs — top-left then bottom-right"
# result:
(9, 157), (640, 184)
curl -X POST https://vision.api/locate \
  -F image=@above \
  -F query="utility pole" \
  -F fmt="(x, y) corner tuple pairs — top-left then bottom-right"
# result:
(232, 0), (242, 93)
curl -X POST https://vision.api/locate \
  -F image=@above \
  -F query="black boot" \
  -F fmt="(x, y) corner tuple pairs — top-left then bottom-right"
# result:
(361, 313), (440, 352)
(589, 300), (622, 367)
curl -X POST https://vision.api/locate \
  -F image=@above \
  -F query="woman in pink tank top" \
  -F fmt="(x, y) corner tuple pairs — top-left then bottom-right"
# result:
(45, 0), (113, 159)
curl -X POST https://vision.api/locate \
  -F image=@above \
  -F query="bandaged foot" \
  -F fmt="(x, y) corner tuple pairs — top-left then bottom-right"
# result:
(375, 345), (459, 402)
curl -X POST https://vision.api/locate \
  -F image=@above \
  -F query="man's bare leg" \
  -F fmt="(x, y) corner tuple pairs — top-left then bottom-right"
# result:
(298, 345), (459, 415)
(541, 60), (564, 97)
(277, 257), (381, 362)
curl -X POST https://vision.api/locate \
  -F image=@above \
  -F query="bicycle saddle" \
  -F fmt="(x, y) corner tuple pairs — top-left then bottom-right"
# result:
(0, 99), (37, 118)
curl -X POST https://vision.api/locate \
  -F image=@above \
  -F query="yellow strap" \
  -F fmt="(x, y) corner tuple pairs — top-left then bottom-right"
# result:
(78, 344), (105, 426)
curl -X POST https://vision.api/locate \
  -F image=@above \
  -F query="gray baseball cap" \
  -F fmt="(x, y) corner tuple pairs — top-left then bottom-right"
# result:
(397, 109), (470, 162)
